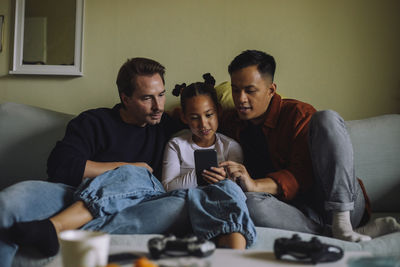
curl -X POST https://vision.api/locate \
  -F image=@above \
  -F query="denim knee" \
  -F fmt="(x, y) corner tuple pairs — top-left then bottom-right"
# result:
(75, 165), (166, 217)
(0, 181), (50, 228)
(0, 181), (75, 229)
(310, 110), (345, 133)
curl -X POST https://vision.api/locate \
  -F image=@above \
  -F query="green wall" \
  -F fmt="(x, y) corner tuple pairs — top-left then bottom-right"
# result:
(1, 0), (399, 119)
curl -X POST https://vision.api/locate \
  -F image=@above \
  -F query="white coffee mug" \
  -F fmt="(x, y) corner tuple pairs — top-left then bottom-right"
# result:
(59, 230), (110, 267)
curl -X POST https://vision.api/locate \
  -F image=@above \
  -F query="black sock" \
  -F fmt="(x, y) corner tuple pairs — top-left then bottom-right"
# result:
(10, 219), (59, 257)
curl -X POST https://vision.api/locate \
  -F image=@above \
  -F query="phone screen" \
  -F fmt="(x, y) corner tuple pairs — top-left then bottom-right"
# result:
(194, 149), (218, 186)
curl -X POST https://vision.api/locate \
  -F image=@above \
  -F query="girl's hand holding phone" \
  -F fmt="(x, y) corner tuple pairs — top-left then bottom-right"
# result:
(202, 166), (227, 184)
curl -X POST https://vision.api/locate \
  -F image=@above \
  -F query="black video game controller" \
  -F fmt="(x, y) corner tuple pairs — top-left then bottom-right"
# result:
(147, 235), (216, 259)
(274, 234), (344, 264)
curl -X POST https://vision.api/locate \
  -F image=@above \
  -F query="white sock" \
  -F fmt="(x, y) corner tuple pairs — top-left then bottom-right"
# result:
(355, 216), (400, 238)
(332, 211), (371, 242)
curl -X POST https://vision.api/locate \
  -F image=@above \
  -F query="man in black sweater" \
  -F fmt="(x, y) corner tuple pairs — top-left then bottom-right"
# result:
(47, 57), (179, 186)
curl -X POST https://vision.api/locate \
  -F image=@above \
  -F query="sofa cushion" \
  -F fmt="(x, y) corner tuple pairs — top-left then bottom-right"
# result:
(0, 102), (74, 190)
(346, 114), (400, 212)
(215, 81), (235, 109)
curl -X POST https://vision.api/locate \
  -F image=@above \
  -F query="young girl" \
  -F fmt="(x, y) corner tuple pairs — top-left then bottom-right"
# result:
(162, 73), (243, 191)
(161, 73), (250, 248)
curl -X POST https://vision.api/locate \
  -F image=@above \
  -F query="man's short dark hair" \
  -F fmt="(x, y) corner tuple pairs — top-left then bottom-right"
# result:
(116, 57), (165, 101)
(228, 50), (276, 81)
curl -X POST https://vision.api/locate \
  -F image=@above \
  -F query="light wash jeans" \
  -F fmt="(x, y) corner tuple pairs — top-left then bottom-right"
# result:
(246, 110), (366, 235)
(0, 165), (255, 267)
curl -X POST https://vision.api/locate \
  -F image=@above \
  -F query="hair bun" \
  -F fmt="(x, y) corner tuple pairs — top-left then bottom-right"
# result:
(202, 73), (216, 87)
(172, 83), (186, 97)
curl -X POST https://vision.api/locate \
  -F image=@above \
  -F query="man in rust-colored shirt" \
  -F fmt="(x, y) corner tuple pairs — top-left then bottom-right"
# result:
(219, 50), (399, 242)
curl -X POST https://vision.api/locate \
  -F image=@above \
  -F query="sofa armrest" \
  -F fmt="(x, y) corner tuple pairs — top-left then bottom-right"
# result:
(346, 114), (400, 212)
(0, 103), (74, 190)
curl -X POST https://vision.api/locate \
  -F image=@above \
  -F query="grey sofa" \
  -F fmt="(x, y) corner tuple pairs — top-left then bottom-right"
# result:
(1, 102), (399, 266)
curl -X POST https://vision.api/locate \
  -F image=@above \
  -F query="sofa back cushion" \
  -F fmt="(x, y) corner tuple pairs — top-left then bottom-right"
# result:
(1, 102), (399, 213)
(0, 102), (74, 190)
(346, 114), (400, 212)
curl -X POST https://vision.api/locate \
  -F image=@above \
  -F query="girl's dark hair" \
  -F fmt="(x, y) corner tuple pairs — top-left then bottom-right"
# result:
(172, 73), (218, 113)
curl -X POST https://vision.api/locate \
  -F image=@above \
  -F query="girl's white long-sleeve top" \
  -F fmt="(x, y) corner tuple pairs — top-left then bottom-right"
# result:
(162, 129), (243, 191)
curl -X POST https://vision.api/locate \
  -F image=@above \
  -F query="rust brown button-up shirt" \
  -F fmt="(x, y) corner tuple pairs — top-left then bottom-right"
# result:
(220, 93), (316, 201)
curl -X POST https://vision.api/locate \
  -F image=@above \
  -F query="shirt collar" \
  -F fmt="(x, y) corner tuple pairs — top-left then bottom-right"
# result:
(262, 93), (282, 129)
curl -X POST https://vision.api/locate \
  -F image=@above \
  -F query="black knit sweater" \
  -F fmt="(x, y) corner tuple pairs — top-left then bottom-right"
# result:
(47, 104), (180, 187)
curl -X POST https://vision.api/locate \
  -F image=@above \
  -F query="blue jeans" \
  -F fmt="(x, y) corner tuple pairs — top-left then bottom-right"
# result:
(0, 165), (255, 267)
(74, 166), (166, 217)
(247, 110), (366, 235)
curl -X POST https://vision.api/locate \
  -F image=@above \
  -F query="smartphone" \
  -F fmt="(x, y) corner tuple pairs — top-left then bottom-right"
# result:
(194, 149), (218, 186)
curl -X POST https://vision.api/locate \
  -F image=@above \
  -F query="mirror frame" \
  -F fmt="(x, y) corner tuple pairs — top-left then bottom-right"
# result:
(10, 0), (84, 76)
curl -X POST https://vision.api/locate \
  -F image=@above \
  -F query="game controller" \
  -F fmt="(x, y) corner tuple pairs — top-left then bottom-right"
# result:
(147, 235), (216, 259)
(274, 234), (344, 264)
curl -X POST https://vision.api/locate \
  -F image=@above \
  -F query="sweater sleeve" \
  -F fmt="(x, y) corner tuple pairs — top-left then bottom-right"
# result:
(162, 139), (197, 191)
(47, 113), (103, 186)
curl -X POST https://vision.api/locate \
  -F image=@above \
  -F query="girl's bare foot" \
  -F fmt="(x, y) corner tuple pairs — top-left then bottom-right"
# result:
(217, 232), (246, 249)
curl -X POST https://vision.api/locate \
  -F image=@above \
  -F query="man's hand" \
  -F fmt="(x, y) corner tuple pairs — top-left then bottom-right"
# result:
(83, 160), (153, 180)
(202, 166), (227, 184)
(220, 161), (280, 195)
(219, 161), (256, 191)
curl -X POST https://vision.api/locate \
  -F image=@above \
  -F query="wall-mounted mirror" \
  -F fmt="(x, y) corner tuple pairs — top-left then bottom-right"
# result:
(10, 0), (84, 76)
